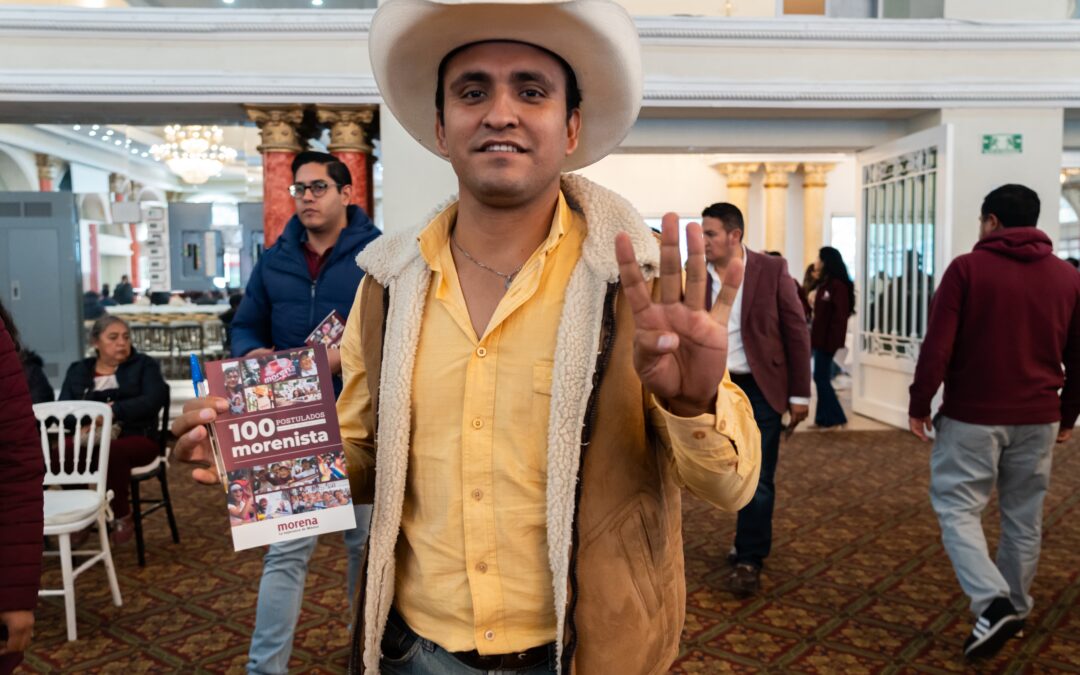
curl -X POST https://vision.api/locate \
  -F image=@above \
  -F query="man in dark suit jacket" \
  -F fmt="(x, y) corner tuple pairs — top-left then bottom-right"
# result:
(702, 203), (812, 597)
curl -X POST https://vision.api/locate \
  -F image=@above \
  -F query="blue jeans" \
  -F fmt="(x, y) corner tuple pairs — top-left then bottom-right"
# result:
(731, 374), (784, 569)
(380, 609), (557, 675)
(812, 349), (847, 427)
(247, 503), (372, 675)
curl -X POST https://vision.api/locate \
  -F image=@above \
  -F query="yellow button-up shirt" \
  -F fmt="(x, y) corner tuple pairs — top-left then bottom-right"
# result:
(338, 193), (757, 655)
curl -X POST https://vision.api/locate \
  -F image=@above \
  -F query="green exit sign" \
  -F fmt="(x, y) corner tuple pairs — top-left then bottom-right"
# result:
(982, 133), (1023, 154)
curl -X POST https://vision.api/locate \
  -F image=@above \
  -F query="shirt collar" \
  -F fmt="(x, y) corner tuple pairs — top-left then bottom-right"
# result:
(418, 192), (571, 273)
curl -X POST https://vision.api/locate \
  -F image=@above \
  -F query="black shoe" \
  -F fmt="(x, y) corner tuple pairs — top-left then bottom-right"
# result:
(963, 597), (1024, 660)
(726, 548), (737, 567)
(726, 563), (761, 598)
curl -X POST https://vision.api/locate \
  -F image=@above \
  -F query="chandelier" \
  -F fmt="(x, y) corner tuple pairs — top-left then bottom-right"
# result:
(151, 125), (238, 185)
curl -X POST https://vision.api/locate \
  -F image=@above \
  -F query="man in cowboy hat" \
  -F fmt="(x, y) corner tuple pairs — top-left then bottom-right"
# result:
(172, 0), (760, 673)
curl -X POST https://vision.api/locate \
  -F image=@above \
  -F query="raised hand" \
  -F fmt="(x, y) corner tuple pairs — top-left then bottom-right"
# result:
(615, 212), (744, 417)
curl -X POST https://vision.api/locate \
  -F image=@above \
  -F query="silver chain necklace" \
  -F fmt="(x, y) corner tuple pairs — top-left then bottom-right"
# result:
(451, 233), (525, 290)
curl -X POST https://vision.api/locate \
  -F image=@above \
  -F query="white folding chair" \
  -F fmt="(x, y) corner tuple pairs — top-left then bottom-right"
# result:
(34, 401), (123, 641)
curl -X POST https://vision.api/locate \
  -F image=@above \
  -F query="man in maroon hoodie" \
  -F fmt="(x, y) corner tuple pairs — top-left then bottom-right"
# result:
(0, 307), (46, 674)
(909, 184), (1080, 661)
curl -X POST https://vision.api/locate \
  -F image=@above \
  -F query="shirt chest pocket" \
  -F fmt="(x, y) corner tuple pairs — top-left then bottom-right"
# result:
(529, 361), (553, 474)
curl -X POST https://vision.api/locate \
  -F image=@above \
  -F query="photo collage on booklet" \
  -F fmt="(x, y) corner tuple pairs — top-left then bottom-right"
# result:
(224, 450), (351, 526)
(205, 344), (355, 551)
(220, 349), (323, 416)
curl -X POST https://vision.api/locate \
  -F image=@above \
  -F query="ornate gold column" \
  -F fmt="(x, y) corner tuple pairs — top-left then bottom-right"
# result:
(316, 105), (376, 216)
(801, 163), (836, 268)
(246, 105), (305, 248)
(713, 162), (759, 222)
(35, 153), (64, 192)
(763, 163), (799, 254)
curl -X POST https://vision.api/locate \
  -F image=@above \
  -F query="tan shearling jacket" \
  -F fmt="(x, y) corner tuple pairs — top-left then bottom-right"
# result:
(342, 173), (761, 674)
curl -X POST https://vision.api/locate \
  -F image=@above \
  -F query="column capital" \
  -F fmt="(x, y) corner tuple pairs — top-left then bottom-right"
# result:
(316, 105), (376, 153)
(763, 163), (799, 189)
(35, 153), (64, 182)
(801, 162), (836, 189)
(713, 162), (760, 188)
(245, 104), (305, 153)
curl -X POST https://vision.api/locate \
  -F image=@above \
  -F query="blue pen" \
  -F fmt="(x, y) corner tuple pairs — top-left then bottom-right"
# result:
(190, 353), (204, 397)
(190, 352), (227, 491)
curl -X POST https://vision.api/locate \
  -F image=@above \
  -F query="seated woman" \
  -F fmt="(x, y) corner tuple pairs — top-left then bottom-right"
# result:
(59, 315), (168, 544)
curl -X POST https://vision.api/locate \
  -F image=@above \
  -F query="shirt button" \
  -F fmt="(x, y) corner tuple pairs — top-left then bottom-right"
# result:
(471, 489), (483, 501)
(472, 418), (483, 429)
(476, 347), (487, 358)
(476, 562), (488, 573)
(692, 430), (707, 440)
(484, 630), (495, 641)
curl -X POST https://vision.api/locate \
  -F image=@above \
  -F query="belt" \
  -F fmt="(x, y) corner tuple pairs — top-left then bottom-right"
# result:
(449, 643), (554, 671)
(386, 607), (554, 671)
(729, 372), (755, 388)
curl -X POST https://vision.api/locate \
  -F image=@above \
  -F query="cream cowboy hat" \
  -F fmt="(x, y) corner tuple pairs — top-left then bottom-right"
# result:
(369, 0), (643, 172)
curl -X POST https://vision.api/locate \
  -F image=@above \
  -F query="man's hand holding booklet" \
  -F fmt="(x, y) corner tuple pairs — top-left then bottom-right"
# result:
(200, 345), (355, 551)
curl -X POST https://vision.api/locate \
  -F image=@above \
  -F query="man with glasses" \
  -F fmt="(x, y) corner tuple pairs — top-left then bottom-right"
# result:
(230, 150), (380, 674)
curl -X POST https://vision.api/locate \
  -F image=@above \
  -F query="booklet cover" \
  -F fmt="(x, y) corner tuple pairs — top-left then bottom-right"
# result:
(305, 310), (347, 349)
(204, 345), (355, 551)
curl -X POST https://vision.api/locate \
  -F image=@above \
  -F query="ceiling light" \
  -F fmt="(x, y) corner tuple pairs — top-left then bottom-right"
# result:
(105, 129), (114, 135)
(131, 149), (139, 154)
(141, 152), (149, 158)
(89, 131), (96, 136)
(151, 124), (238, 185)
(311, 0), (323, 6)
(73, 124), (81, 130)
(115, 140), (123, 146)
(91, 124), (99, 130)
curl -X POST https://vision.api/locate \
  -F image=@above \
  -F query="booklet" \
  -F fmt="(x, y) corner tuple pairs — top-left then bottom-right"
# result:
(305, 310), (347, 349)
(203, 345), (355, 551)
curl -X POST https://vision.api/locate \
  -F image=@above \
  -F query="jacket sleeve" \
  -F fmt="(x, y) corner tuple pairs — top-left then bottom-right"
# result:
(777, 265), (812, 400)
(909, 260), (965, 419)
(58, 361), (87, 401)
(337, 277), (376, 504)
(111, 357), (168, 427)
(0, 319), (46, 613)
(230, 257), (274, 358)
(25, 359), (55, 404)
(827, 280), (851, 352)
(650, 375), (761, 512)
(1060, 287), (1080, 429)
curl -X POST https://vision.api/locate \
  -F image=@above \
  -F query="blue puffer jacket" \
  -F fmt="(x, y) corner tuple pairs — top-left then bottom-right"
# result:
(230, 205), (380, 392)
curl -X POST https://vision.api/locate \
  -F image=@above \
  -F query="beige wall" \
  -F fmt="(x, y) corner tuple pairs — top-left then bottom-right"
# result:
(937, 108), (1066, 258)
(378, 109), (457, 233)
(573, 154), (728, 220)
(944, 0), (1070, 19)
(615, 0), (776, 16)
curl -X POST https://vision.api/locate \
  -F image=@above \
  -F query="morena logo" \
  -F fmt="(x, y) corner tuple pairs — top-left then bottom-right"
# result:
(277, 517), (318, 533)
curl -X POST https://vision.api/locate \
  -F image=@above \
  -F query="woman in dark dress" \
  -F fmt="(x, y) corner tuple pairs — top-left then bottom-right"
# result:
(59, 315), (168, 543)
(810, 246), (855, 429)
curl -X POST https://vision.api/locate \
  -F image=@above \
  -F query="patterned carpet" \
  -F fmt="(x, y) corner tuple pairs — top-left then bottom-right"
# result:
(19, 430), (1080, 674)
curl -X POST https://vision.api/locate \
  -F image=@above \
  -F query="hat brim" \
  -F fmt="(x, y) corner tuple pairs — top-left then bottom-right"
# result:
(369, 0), (642, 172)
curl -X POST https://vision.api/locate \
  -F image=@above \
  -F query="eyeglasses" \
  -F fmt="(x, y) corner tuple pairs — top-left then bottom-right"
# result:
(289, 180), (341, 198)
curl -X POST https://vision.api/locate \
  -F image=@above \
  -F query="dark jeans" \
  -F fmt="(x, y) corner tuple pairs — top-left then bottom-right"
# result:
(813, 349), (847, 427)
(731, 373), (783, 569)
(381, 608), (557, 675)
